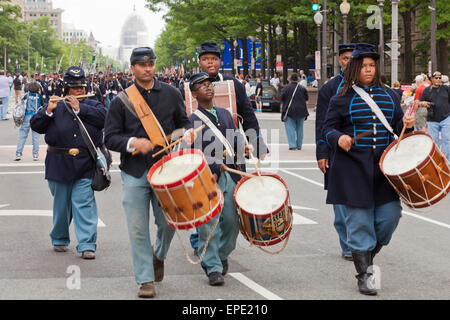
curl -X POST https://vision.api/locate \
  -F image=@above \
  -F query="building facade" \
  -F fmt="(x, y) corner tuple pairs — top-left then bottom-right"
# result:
(23, 0), (63, 39)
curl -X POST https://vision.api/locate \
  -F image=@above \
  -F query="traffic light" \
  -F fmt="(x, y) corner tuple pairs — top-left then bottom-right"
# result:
(312, 0), (320, 11)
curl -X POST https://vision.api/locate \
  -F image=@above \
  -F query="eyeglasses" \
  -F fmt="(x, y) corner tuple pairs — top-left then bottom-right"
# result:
(194, 83), (215, 91)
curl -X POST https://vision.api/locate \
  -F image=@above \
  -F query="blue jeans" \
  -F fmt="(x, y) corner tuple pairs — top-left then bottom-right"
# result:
(16, 115), (40, 156)
(198, 171), (240, 275)
(428, 115), (450, 160)
(121, 170), (175, 285)
(0, 96), (9, 120)
(48, 178), (98, 253)
(333, 204), (351, 255)
(345, 201), (402, 253)
(284, 116), (305, 149)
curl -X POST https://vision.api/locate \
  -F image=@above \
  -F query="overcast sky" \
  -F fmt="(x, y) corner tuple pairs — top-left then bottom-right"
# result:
(52, 0), (166, 48)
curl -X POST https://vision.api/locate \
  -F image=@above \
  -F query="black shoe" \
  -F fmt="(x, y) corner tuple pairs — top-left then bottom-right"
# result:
(221, 259), (228, 276)
(352, 251), (378, 296)
(208, 272), (224, 286)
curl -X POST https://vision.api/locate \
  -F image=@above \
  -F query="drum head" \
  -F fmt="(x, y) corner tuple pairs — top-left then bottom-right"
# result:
(150, 151), (204, 186)
(235, 175), (288, 215)
(382, 133), (433, 175)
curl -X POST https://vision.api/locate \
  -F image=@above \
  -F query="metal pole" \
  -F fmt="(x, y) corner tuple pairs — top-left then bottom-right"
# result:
(378, 0), (385, 76)
(343, 14), (348, 44)
(391, 0), (400, 84)
(430, 0), (437, 74)
(321, 0), (327, 83)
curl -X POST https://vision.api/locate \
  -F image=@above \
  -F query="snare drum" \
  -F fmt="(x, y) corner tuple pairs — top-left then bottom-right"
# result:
(148, 149), (223, 230)
(380, 131), (450, 209)
(234, 173), (293, 246)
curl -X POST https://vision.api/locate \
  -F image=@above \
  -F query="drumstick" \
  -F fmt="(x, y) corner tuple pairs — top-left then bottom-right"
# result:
(395, 105), (414, 151)
(223, 166), (256, 179)
(351, 130), (373, 144)
(151, 125), (205, 158)
(49, 94), (95, 102)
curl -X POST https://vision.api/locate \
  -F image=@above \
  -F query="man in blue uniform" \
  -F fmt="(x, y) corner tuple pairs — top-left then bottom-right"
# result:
(184, 42), (269, 254)
(323, 44), (415, 296)
(315, 43), (355, 261)
(104, 47), (194, 298)
(30, 66), (106, 260)
(187, 72), (251, 286)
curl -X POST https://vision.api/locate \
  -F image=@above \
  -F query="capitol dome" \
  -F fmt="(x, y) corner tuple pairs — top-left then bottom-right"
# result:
(118, 9), (150, 65)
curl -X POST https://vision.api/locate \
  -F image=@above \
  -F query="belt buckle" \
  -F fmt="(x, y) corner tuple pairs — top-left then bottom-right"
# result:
(68, 148), (80, 156)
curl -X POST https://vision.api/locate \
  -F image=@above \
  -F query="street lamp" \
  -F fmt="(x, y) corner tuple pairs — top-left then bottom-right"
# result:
(377, 0), (385, 76)
(340, 0), (350, 44)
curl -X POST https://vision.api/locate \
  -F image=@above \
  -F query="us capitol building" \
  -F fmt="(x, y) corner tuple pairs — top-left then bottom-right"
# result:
(117, 8), (150, 68)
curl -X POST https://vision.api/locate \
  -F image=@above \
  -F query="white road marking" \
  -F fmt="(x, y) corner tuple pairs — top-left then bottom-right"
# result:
(293, 213), (318, 225)
(279, 169), (324, 188)
(0, 210), (106, 227)
(402, 210), (450, 230)
(229, 272), (283, 300)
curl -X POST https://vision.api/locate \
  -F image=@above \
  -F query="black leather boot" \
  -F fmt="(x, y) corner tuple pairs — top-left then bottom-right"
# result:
(371, 242), (383, 264)
(351, 251), (378, 296)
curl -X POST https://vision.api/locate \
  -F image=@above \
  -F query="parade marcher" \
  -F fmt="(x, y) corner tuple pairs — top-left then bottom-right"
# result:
(181, 42), (269, 255)
(104, 47), (195, 298)
(418, 71), (450, 160)
(30, 66), (106, 260)
(15, 82), (42, 161)
(323, 43), (415, 296)
(281, 73), (309, 151)
(186, 72), (252, 286)
(315, 43), (355, 261)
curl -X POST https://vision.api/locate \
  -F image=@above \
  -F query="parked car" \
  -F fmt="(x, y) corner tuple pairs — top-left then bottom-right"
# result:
(248, 79), (281, 112)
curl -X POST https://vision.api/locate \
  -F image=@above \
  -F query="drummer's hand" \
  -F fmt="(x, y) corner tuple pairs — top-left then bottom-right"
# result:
(130, 138), (154, 155)
(244, 144), (254, 157)
(183, 128), (197, 145)
(338, 135), (353, 152)
(317, 158), (329, 174)
(403, 113), (415, 129)
(46, 97), (59, 115)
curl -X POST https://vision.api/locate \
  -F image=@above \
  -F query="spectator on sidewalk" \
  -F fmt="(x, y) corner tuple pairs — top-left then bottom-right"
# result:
(418, 71), (450, 160)
(13, 73), (23, 104)
(0, 69), (13, 120)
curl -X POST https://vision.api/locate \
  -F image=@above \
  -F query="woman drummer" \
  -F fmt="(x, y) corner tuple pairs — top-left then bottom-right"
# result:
(323, 43), (415, 296)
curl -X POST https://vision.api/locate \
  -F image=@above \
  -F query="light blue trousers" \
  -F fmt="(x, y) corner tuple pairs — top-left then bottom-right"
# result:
(197, 171), (240, 275)
(284, 116), (305, 149)
(345, 201), (402, 253)
(121, 170), (175, 285)
(16, 115), (40, 156)
(428, 115), (450, 161)
(333, 204), (351, 255)
(48, 178), (98, 253)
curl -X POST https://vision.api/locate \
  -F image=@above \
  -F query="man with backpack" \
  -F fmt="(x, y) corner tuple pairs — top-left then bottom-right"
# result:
(15, 82), (42, 161)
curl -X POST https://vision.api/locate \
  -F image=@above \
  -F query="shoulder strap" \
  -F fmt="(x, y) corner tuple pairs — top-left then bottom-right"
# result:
(125, 84), (168, 147)
(283, 83), (300, 121)
(352, 85), (398, 139)
(193, 109), (234, 158)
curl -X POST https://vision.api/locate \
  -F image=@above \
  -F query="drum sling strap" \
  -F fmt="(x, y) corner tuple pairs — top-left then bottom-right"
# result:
(125, 84), (169, 148)
(353, 85), (398, 140)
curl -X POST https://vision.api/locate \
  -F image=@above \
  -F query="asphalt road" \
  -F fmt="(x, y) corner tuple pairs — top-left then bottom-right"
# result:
(0, 105), (449, 302)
